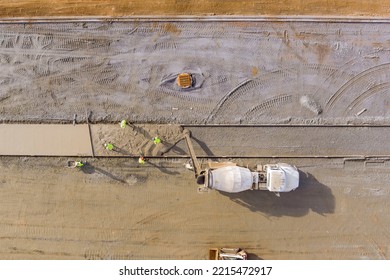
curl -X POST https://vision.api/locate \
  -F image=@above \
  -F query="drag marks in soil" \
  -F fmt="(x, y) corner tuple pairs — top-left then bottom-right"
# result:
(0, 223), (123, 243)
(144, 41), (179, 52)
(1, 21), (390, 123)
(0, 222), (140, 259)
(84, 250), (135, 260)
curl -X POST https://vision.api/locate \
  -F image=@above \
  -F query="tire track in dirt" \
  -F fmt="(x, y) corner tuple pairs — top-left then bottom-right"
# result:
(0, 223), (124, 243)
(1, 20), (390, 124)
(325, 63), (390, 113)
(242, 94), (293, 121)
(205, 79), (252, 123)
(205, 69), (298, 123)
(344, 82), (390, 116)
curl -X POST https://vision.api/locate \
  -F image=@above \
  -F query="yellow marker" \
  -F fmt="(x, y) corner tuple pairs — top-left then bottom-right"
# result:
(105, 143), (114, 151)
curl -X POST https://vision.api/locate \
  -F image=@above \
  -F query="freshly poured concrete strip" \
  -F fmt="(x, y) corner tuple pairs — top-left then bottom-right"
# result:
(0, 124), (93, 156)
(180, 126), (390, 157)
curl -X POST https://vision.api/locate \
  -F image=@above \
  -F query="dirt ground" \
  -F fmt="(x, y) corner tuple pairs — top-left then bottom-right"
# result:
(0, 1), (389, 17)
(0, 156), (389, 260)
(91, 124), (184, 157)
(0, 20), (389, 125)
(0, 5), (389, 261)
(1, 124), (389, 260)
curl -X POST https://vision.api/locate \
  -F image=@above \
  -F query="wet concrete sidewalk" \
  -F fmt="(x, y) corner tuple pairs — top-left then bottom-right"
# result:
(0, 124), (93, 156)
(181, 126), (390, 157)
(0, 123), (182, 157)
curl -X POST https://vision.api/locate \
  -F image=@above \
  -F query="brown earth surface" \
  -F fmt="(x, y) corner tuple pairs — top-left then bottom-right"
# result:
(0, 1), (389, 18)
(0, 1), (389, 262)
(0, 123), (389, 260)
(0, 156), (389, 260)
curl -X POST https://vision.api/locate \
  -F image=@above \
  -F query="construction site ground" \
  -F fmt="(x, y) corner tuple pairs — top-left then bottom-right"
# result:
(1, 156), (389, 260)
(0, 1), (390, 17)
(0, 12), (390, 260)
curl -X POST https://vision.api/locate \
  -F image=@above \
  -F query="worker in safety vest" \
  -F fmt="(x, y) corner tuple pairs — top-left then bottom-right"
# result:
(153, 136), (161, 145)
(138, 156), (145, 165)
(75, 161), (84, 167)
(104, 143), (114, 151)
(120, 120), (126, 128)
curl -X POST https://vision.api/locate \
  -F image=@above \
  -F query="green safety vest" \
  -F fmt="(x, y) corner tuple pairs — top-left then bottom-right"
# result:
(120, 120), (126, 128)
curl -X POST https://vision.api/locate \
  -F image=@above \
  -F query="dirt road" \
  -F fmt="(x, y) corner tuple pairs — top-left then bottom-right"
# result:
(0, 156), (389, 259)
(0, 1), (388, 18)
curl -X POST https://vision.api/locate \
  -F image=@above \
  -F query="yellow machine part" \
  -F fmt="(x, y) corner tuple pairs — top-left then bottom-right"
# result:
(176, 73), (192, 88)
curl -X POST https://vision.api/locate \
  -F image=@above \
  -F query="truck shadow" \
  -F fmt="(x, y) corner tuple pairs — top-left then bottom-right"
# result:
(247, 253), (263, 260)
(219, 171), (335, 217)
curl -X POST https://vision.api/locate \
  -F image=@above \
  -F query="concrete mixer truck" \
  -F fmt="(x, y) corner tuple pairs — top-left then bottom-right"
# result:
(182, 129), (299, 194)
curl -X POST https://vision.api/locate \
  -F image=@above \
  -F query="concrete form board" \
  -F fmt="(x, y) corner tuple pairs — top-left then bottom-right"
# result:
(0, 124), (92, 156)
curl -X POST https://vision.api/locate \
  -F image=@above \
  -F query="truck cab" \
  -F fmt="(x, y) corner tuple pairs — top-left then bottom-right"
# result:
(260, 163), (299, 192)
